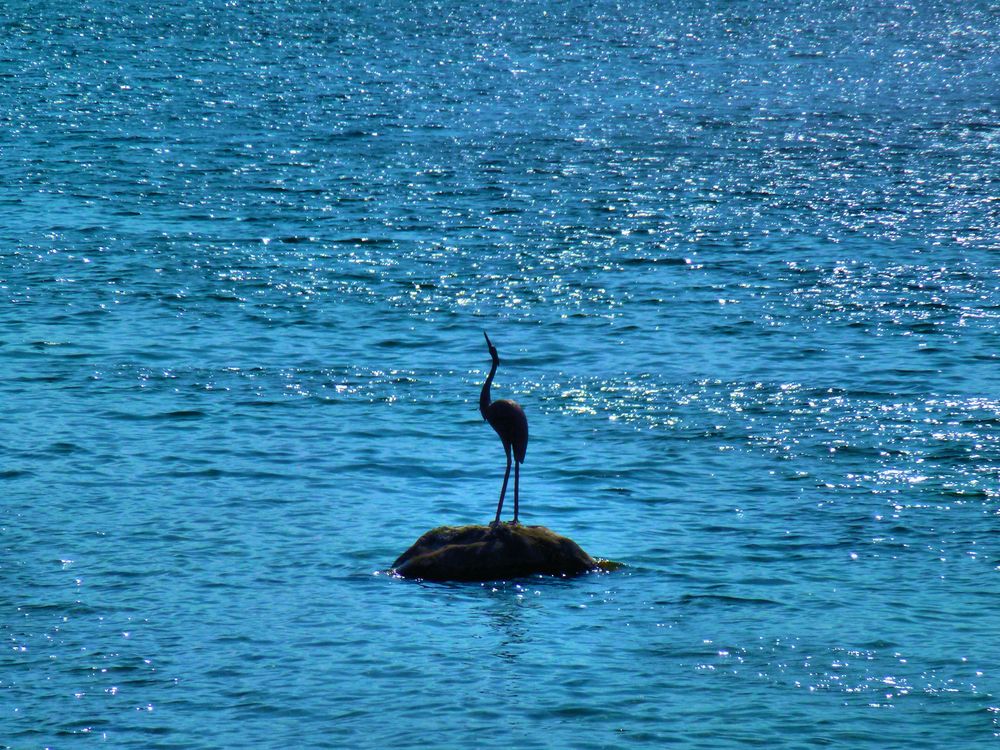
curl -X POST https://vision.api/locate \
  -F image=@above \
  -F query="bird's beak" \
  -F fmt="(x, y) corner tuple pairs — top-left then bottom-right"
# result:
(483, 331), (492, 348)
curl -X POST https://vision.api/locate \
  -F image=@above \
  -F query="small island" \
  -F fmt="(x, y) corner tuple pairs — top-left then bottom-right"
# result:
(392, 523), (604, 582)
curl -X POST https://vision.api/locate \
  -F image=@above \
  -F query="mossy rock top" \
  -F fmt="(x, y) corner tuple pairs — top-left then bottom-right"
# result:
(392, 523), (603, 582)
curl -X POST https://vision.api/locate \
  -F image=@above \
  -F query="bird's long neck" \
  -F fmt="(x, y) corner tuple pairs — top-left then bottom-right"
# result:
(480, 359), (498, 419)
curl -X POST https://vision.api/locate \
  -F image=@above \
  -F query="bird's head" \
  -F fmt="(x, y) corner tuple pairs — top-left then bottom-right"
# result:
(483, 331), (499, 363)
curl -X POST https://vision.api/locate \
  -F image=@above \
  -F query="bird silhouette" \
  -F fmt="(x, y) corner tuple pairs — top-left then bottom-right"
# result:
(480, 332), (529, 526)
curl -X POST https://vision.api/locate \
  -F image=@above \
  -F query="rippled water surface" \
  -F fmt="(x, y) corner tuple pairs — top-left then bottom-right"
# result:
(2, 0), (999, 747)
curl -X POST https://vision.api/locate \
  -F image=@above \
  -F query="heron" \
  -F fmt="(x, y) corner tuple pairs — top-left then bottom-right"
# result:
(480, 332), (529, 526)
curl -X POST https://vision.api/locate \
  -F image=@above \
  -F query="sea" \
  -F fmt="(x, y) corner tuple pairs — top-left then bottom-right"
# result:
(1, 0), (998, 747)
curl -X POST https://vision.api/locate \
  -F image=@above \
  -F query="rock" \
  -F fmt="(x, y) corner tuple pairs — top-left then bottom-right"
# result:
(392, 523), (602, 582)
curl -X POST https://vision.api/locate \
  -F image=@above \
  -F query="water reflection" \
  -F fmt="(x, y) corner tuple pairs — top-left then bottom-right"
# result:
(484, 585), (531, 662)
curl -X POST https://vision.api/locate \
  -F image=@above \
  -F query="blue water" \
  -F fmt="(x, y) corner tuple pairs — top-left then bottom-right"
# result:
(2, 0), (999, 746)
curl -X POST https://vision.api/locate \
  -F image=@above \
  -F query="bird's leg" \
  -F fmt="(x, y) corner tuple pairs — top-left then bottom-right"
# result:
(493, 447), (512, 526)
(512, 461), (520, 525)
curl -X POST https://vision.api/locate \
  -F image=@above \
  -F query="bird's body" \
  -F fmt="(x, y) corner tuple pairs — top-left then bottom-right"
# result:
(483, 398), (528, 463)
(480, 333), (528, 525)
